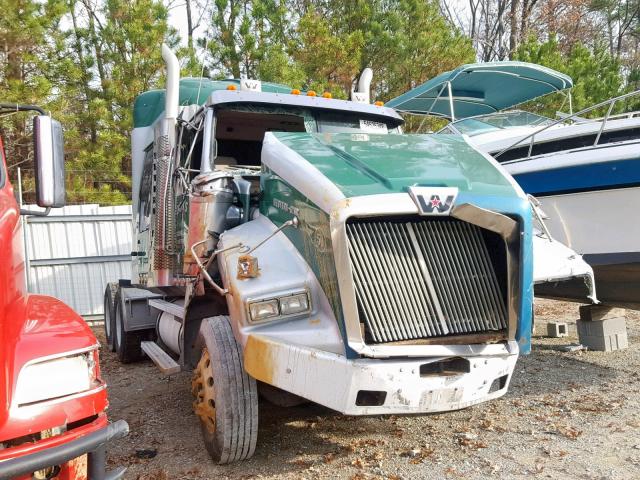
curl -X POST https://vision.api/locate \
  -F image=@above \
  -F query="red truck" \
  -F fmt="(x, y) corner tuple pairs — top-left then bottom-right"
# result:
(0, 104), (128, 480)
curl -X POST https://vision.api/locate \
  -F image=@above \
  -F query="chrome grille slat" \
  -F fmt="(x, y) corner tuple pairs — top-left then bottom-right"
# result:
(347, 224), (391, 342)
(442, 221), (484, 332)
(346, 218), (508, 343)
(468, 222), (508, 327)
(383, 222), (439, 337)
(450, 223), (497, 328)
(404, 223), (448, 335)
(416, 223), (462, 334)
(393, 222), (441, 337)
(375, 223), (425, 338)
(458, 221), (499, 330)
(445, 223), (492, 330)
(417, 221), (469, 334)
(359, 222), (408, 340)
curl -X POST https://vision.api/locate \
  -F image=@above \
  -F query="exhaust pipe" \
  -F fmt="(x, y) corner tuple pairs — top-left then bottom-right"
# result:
(357, 68), (373, 96)
(351, 68), (373, 104)
(162, 43), (179, 121)
(155, 44), (180, 286)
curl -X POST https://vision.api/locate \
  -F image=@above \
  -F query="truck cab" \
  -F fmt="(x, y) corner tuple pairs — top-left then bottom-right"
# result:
(0, 105), (127, 480)
(108, 45), (533, 465)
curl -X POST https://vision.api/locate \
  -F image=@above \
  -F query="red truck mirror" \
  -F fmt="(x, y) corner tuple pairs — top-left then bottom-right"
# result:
(33, 115), (65, 208)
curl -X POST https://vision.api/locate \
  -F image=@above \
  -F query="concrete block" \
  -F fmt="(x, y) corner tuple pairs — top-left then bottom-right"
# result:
(577, 317), (628, 352)
(547, 322), (569, 338)
(579, 305), (626, 322)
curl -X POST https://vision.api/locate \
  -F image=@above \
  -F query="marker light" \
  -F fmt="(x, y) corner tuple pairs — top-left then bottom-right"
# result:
(307, 90), (317, 97)
(226, 85), (237, 91)
(374, 101), (384, 106)
(322, 92), (332, 98)
(291, 89), (301, 95)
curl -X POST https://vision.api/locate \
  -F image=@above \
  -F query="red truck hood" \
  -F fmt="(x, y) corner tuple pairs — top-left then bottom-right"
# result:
(0, 174), (103, 441)
(0, 295), (102, 440)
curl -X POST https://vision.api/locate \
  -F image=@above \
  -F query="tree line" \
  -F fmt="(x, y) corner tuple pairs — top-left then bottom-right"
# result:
(1, 0), (637, 204)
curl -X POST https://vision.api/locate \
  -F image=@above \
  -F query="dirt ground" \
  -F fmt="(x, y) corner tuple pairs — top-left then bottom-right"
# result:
(98, 300), (640, 480)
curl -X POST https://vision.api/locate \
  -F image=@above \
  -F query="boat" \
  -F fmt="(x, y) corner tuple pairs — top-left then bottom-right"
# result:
(388, 61), (640, 308)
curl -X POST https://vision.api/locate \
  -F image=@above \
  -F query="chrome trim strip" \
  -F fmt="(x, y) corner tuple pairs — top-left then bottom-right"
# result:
(14, 383), (107, 410)
(17, 344), (100, 369)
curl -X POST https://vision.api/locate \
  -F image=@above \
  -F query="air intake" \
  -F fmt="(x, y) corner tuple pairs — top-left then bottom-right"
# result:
(345, 217), (508, 344)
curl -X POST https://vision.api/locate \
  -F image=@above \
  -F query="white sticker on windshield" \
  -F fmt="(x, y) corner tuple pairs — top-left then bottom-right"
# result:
(359, 119), (388, 133)
(350, 133), (370, 142)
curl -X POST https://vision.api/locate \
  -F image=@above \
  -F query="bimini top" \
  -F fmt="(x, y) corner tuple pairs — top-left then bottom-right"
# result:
(386, 61), (573, 120)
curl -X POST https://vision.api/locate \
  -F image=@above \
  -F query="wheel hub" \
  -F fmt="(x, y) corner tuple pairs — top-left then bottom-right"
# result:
(192, 348), (216, 433)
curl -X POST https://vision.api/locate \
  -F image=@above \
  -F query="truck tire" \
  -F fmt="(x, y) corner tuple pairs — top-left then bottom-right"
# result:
(103, 283), (117, 352)
(192, 316), (258, 464)
(114, 290), (144, 363)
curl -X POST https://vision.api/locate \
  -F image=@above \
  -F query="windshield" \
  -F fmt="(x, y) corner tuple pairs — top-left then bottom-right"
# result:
(314, 111), (401, 134)
(450, 111), (553, 136)
(208, 104), (403, 169)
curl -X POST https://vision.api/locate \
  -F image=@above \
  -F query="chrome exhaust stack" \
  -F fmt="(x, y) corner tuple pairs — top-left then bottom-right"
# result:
(351, 68), (373, 104)
(162, 43), (179, 122)
(153, 44), (181, 285)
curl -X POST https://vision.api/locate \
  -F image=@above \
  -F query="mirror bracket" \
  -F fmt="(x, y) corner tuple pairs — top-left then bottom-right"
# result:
(19, 207), (51, 217)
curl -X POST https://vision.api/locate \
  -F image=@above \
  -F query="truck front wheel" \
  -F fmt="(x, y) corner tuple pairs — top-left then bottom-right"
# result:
(192, 316), (258, 464)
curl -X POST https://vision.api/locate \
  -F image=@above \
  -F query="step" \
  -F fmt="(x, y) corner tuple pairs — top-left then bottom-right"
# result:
(141, 341), (181, 375)
(148, 298), (185, 319)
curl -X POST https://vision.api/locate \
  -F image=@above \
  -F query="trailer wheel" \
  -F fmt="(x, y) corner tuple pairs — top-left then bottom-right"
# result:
(103, 283), (117, 352)
(192, 316), (258, 464)
(114, 290), (144, 363)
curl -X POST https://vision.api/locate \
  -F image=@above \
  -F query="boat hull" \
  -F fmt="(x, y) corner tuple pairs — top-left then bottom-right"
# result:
(517, 185), (640, 309)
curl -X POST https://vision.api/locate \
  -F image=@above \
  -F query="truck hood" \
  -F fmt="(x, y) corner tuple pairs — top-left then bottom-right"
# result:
(1, 294), (99, 439)
(263, 132), (520, 207)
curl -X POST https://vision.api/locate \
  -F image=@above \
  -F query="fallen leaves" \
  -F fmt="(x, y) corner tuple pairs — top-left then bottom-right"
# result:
(557, 425), (583, 440)
(399, 445), (435, 464)
(455, 432), (488, 450)
(322, 452), (336, 463)
(135, 470), (168, 480)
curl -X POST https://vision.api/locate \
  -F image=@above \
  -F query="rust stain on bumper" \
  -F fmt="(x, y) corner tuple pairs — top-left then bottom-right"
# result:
(243, 335), (274, 385)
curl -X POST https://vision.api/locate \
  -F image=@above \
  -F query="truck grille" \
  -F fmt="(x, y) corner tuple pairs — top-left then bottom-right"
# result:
(346, 217), (508, 344)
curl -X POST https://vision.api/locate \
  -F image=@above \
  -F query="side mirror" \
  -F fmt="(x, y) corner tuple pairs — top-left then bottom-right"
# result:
(33, 115), (65, 208)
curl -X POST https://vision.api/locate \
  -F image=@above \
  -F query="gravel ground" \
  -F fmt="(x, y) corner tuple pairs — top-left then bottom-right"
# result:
(99, 300), (640, 479)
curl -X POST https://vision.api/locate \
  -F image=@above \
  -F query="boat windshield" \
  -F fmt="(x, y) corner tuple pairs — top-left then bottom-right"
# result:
(450, 111), (553, 136)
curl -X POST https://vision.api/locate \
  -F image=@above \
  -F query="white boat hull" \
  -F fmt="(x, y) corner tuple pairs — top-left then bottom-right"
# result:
(471, 127), (640, 309)
(533, 187), (640, 308)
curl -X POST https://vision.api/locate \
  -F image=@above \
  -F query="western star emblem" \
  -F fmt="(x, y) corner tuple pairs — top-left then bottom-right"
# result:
(408, 186), (459, 216)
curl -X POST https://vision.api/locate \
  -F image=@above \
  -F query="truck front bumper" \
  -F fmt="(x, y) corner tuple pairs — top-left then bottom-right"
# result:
(0, 415), (128, 480)
(244, 334), (519, 415)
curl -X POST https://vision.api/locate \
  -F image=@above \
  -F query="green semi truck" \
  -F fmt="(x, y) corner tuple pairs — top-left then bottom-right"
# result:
(105, 44), (535, 464)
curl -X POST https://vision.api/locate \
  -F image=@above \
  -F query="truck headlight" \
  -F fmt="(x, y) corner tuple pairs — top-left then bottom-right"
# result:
(14, 350), (98, 406)
(249, 299), (280, 322)
(279, 292), (309, 315)
(248, 291), (311, 323)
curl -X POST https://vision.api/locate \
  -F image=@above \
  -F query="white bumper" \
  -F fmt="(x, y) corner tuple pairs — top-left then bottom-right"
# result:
(244, 334), (518, 415)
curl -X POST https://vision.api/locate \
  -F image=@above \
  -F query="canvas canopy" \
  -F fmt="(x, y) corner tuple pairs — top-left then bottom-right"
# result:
(386, 61), (573, 120)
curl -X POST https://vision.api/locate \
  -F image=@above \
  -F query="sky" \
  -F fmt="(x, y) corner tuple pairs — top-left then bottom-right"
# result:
(168, 2), (207, 47)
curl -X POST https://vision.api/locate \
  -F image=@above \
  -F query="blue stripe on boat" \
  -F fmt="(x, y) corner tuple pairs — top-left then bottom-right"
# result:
(583, 251), (640, 266)
(513, 158), (640, 196)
